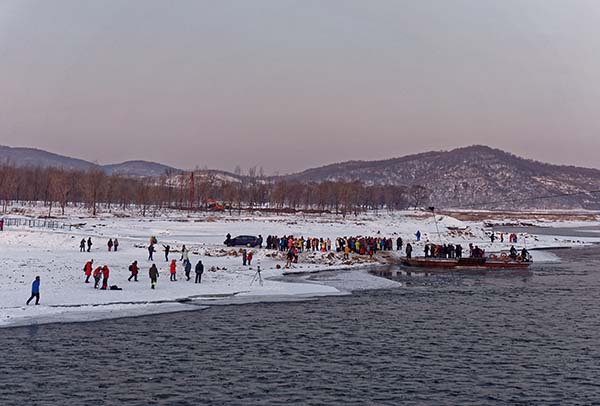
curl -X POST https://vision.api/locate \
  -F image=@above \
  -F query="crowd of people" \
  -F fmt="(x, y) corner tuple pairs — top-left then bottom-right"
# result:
(25, 227), (533, 305)
(75, 237), (207, 296)
(424, 243), (465, 258)
(264, 235), (403, 256)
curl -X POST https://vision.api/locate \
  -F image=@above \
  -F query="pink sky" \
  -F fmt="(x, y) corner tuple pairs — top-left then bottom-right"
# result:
(1, 0), (600, 173)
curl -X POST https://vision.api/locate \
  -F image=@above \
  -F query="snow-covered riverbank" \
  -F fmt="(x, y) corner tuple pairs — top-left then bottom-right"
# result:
(1, 209), (599, 327)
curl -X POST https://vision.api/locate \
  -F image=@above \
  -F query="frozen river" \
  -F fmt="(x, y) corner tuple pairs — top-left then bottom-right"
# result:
(2, 244), (600, 405)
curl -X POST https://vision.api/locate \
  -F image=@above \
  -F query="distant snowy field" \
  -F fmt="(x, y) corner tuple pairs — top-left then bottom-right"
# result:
(1, 207), (599, 327)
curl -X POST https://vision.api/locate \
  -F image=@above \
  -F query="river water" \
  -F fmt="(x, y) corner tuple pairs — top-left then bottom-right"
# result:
(1, 246), (600, 405)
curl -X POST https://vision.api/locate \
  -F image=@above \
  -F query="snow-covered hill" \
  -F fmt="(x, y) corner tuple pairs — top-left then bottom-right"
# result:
(283, 146), (600, 209)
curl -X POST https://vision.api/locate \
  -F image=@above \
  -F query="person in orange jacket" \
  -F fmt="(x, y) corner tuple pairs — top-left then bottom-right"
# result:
(93, 266), (102, 289)
(169, 259), (177, 281)
(83, 259), (94, 283)
(101, 265), (110, 290)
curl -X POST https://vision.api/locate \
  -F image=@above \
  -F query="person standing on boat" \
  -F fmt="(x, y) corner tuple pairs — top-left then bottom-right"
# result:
(509, 245), (518, 260)
(455, 244), (463, 258)
(424, 244), (430, 258)
(521, 248), (529, 262)
(406, 243), (413, 259)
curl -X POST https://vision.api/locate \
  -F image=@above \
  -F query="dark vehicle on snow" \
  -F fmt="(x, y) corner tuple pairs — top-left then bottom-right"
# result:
(224, 235), (260, 247)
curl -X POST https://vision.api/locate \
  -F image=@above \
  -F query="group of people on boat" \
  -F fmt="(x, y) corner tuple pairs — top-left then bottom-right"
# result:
(424, 243), (464, 259)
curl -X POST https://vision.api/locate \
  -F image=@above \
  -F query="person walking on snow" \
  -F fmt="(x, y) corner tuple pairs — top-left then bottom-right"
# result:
(87, 237), (92, 252)
(26, 276), (41, 305)
(113, 238), (119, 252)
(148, 244), (155, 261)
(184, 259), (192, 281)
(195, 260), (204, 284)
(415, 231), (421, 242)
(163, 244), (170, 261)
(107, 238), (113, 252)
(242, 249), (247, 266)
(169, 259), (177, 281)
(149, 264), (159, 289)
(80, 238), (86, 252)
(128, 260), (139, 282)
(247, 251), (253, 266)
(93, 266), (102, 288)
(83, 259), (94, 283)
(100, 265), (110, 290)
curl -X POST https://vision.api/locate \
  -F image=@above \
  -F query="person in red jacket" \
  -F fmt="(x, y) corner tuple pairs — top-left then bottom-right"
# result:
(93, 266), (102, 289)
(101, 265), (110, 290)
(169, 259), (177, 281)
(128, 260), (139, 282)
(247, 251), (253, 266)
(83, 259), (94, 283)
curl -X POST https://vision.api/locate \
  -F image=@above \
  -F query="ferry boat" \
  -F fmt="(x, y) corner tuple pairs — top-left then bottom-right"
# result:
(401, 254), (532, 270)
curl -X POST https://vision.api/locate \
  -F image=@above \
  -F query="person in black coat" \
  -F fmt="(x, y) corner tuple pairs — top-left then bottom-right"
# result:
(184, 259), (192, 281)
(396, 237), (403, 251)
(195, 260), (204, 284)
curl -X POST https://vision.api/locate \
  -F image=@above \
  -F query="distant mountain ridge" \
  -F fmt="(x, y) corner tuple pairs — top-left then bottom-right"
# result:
(283, 145), (600, 209)
(2, 144), (600, 209)
(0, 145), (180, 177)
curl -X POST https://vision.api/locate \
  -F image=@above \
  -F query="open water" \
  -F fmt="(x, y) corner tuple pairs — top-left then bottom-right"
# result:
(1, 246), (600, 405)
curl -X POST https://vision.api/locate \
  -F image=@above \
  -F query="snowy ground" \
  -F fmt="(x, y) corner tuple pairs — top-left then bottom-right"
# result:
(1, 207), (599, 328)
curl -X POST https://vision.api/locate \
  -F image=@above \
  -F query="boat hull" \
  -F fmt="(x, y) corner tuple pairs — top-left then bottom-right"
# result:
(401, 256), (531, 269)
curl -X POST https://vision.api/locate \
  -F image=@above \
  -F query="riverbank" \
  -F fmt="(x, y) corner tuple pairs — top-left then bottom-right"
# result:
(1, 209), (599, 327)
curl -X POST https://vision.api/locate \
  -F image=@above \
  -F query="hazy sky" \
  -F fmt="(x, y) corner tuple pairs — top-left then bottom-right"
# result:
(1, 0), (600, 173)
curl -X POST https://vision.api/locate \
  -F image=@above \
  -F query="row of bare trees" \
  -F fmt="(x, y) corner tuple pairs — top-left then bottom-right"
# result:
(0, 163), (430, 216)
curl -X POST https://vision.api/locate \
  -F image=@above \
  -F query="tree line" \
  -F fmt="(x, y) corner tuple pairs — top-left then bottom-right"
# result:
(0, 163), (430, 216)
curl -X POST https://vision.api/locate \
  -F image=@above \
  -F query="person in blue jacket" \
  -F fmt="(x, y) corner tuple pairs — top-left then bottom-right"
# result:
(26, 276), (41, 305)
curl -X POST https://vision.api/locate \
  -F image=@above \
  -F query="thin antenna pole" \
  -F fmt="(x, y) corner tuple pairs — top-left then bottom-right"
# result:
(429, 206), (443, 244)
